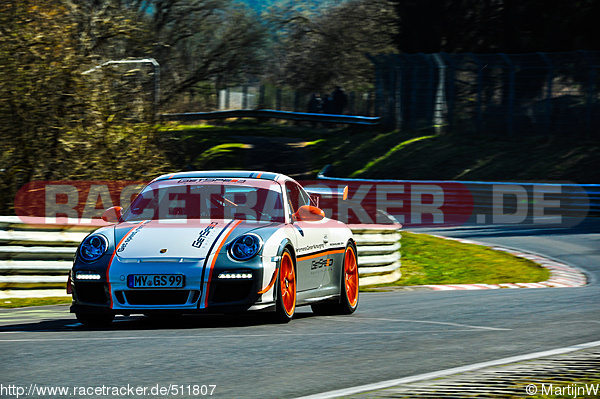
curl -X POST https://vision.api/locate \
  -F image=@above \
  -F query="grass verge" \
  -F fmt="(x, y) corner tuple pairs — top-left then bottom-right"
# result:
(363, 231), (550, 289)
(1, 297), (71, 308)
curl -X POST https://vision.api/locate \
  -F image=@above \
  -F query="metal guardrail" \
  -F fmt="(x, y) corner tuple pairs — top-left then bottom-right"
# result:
(4, 171), (595, 292)
(0, 218), (82, 290)
(160, 109), (380, 125)
(0, 217), (401, 291)
(318, 166), (599, 227)
(351, 225), (402, 285)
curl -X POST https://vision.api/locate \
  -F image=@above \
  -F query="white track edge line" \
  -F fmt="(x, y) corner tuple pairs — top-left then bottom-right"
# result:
(294, 340), (600, 399)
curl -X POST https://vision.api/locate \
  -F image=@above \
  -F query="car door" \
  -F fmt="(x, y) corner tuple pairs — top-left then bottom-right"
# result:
(285, 181), (328, 291)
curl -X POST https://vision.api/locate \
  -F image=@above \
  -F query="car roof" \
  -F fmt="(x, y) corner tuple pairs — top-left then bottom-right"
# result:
(151, 171), (286, 183)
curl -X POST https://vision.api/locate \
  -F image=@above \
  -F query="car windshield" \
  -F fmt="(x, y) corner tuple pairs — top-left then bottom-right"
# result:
(122, 179), (285, 223)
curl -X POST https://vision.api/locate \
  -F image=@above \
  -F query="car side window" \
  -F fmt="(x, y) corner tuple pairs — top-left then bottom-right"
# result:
(299, 186), (310, 208)
(285, 181), (309, 214)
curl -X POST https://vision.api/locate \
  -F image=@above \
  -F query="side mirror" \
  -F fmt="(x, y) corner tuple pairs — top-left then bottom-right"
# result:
(293, 205), (325, 222)
(101, 206), (123, 223)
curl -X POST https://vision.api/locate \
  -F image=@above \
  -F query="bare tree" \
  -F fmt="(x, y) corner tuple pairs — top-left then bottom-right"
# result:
(263, 0), (398, 92)
(0, 1), (85, 194)
(132, 0), (267, 108)
(64, 0), (267, 109)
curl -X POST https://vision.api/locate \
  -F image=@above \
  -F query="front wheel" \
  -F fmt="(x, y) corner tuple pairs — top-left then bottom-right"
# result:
(76, 312), (114, 327)
(273, 249), (296, 323)
(311, 242), (359, 315)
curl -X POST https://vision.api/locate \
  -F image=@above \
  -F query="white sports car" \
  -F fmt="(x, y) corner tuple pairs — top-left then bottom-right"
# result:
(69, 171), (358, 326)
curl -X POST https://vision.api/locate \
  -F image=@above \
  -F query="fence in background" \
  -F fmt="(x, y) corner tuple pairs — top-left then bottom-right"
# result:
(160, 109), (380, 125)
(217, 85), (375, 116)
(369, 51), (600, 135)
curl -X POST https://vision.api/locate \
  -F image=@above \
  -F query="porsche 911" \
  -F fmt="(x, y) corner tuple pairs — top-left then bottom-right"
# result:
(69, 171), (358, 326)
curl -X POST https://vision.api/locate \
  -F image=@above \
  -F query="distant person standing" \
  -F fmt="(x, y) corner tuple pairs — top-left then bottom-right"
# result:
(307, 93), (323, 113)
(331, 86), (348, 115)
(322, 93), (333, 114)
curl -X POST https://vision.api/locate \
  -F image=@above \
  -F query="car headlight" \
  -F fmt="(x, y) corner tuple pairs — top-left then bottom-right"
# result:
(218, 270), (253, 279)
(79, 234), (109, 262)
(75, 271), (102, 280)
(229, 234), (262, 261)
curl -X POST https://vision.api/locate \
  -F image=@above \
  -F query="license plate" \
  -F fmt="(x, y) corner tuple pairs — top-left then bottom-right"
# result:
(127, 274), (185, 288)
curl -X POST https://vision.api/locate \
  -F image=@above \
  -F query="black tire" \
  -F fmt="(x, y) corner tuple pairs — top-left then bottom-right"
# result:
(273, 249), (296, 323)
(311, 242), (359, 315)
(76, 312), (115, 327)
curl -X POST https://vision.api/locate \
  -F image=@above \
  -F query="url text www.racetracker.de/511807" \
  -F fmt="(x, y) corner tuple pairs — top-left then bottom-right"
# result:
(0, 383), (217, 398)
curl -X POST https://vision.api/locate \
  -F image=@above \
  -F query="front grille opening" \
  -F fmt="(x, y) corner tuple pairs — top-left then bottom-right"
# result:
(115, 291), (126, 305)
(211, 281), (253, 303)
(190, 290), (201, 304)
(125, 290), (190, 305)
(75, 282), (108, 305)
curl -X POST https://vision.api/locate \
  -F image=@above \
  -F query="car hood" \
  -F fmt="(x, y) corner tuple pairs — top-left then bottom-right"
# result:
(112, 219), (276, 260)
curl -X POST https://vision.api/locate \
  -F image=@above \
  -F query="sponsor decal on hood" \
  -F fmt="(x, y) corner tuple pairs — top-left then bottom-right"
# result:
(112, 220), (277, 260)
(114, 220), (224, 260)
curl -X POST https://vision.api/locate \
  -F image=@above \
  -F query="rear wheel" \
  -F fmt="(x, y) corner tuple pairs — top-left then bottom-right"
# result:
(311, 242), (359, 315)
(274, 249), (296, 323)
(76, 312), (114, 327)
(342, 243), (359, 313)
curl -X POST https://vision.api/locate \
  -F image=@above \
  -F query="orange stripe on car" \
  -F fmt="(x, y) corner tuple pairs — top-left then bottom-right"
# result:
(297, 248), (345, 261)
(106, 221), (145, 308)
(257, 266), (279, 294)
(203, 220), (243, 307)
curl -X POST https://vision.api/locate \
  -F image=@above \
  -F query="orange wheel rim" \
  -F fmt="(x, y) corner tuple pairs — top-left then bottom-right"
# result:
(344, 246), (358, 307)
(280, 252), (296, 316)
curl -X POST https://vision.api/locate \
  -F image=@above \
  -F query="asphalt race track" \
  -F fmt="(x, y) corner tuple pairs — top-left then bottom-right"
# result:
(0, 219), (598, 398)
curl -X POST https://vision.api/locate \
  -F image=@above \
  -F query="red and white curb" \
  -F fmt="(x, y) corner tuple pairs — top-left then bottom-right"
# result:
(417, 235), (587, 291)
